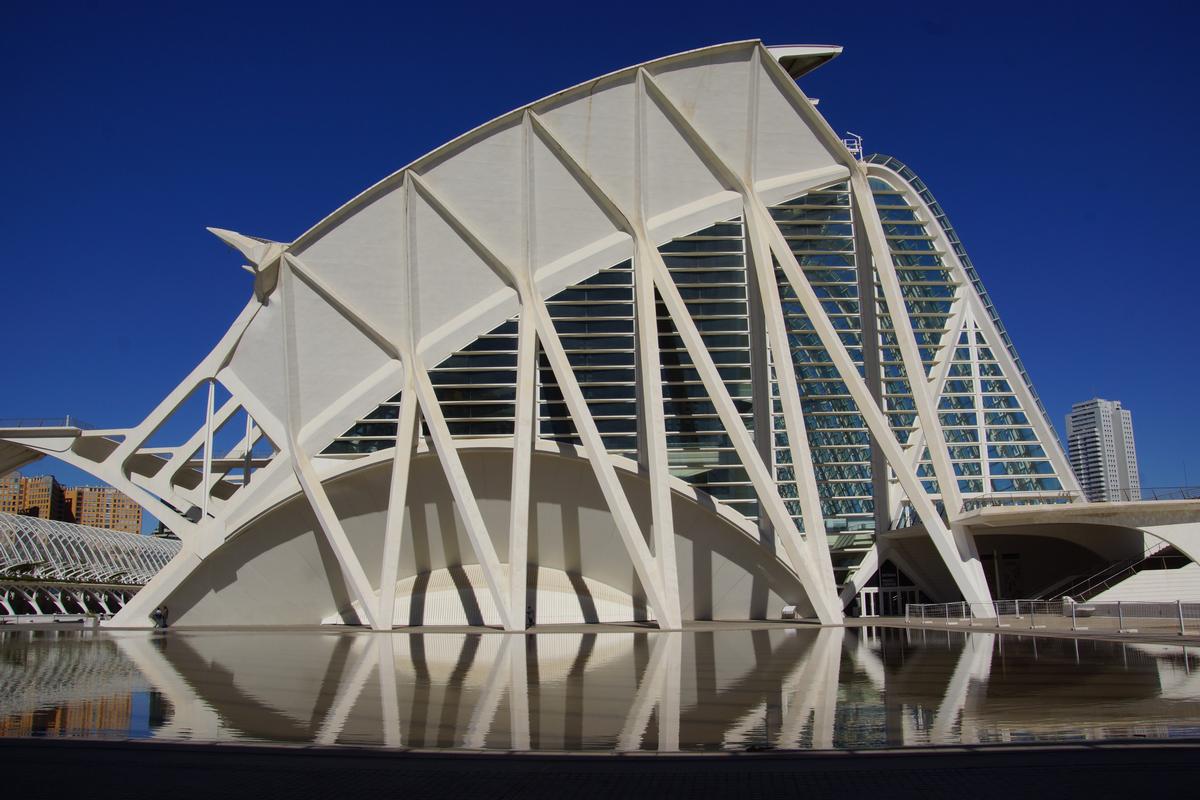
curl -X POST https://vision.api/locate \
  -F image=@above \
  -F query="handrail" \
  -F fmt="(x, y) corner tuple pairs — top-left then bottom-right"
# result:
(1070, 554), (1188, 602)
(1051, 541), (1182, 602)
(961, 491), (1082, 512)
(0, 416), (94, 430)
(905, 598), (1199, 636)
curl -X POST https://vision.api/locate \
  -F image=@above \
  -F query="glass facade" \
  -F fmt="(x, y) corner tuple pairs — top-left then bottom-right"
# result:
(323, 157), (1070, 589)
(865, 154), (1062, 453)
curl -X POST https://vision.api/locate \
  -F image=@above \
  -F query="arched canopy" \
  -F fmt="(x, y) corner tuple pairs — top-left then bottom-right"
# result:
(0, 512), (179, 585)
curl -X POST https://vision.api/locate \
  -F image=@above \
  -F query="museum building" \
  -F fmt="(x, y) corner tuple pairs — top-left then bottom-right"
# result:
(3, 41), (1198, 629)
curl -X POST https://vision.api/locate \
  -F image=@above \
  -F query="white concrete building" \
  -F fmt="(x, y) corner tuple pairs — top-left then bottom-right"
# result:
(1066, 399), (1140, 502)
(1, 41), (1197, 628)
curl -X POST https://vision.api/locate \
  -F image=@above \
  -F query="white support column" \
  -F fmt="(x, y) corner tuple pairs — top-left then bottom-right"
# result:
(757, 204), (993, 610)
(633, 242), (681, 622)
(852, 170), (990, 606)
(748, 45), (994, 607)
(851, 169), (964, 518)
(920, 286), (969, 438)
(894, 302), (970, 520)
(528, 301), (676, 627)
(378, 365), (418, 629)
(201, 379), (215, 519)
(543, 114), (716, 628)
(651, 259), (839, 622)
(152, 395), (238, 492)
(740, 50), (831, 578)
(107, 547), (202, 628)
(291, 451), (379, 629)
(535, 82), (840, 622)
(410, 169), (675, 630)
(745, 200), (833, 578)
(278, 259), (379, 630)
(633, 75), (682, 627)
(507, 309), (537, 630)
(838, 544), (880, 609)
(966, 308), (990, 495)
(880, 534), (950, 607)
(412, 363), (514, 631)
(509, 114), (539, 630)
(13, 434), (204, 557)
(240, 177), (516, 632)
(243, 411), (254, 486)
(531, 106), (683, 625)
(637, 68), (839, 620)
(380, 173), (421, 630)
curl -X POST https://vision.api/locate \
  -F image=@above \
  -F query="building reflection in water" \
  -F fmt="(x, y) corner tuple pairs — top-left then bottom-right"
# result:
(2, 627), (1197, 751)
(0, 629), (170, 738)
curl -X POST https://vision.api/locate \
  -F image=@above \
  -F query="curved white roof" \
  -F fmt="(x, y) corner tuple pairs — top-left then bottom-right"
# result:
(0, 512), (180, 585)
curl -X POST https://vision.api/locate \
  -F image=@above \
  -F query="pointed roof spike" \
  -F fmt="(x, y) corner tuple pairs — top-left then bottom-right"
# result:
(207, 228), (284, 302)
(207, 227), (281, 267)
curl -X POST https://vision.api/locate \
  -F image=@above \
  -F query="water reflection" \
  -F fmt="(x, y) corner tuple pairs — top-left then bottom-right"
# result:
(2, 627), (1198, 751)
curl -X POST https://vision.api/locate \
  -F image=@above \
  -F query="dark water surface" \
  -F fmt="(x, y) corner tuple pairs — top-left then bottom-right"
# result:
(2, 627), (1198, 751)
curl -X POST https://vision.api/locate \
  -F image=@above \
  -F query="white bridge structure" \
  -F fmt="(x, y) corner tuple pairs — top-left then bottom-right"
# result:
(1, 41), (1197, 629)
(0, 512), (179, 616)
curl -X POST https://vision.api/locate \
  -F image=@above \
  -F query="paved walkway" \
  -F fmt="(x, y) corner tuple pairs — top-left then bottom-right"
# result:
(12, 615), (1200, 646)
(3, 738), (1197, 799)
(854, 615), (1200, 646)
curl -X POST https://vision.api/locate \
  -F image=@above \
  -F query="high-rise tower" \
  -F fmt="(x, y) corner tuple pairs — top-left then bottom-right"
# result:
(1066, 399), (1140, 502)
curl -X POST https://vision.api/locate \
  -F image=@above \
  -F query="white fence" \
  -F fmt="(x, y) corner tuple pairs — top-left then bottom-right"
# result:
(906, 599), (1200, 636)
(0, 614), (103, 626)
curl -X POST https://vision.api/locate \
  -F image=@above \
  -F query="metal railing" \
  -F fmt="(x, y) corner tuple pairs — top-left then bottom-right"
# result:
(841, 132), (864, 160)
(1114, 486), (1200, 502)
(1048, 543), (1187, 602)
(956, 487), (1200, 515)
(0, 614), (106, 626)
(961, 491), (1081, 512)
(0, 416), (94, 430)
(905, 598), (1200, 636)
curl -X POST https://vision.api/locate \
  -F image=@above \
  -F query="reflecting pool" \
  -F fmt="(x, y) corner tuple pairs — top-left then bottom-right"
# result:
(2, 627), (1198, 751)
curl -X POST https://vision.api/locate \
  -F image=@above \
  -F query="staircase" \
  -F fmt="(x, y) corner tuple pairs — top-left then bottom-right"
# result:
(1040, 542), (1190, 602)
(1091, 562), (1200, 602)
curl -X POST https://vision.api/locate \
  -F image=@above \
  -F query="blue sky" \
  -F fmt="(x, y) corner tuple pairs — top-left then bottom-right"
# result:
(3, 1), (1197, 528)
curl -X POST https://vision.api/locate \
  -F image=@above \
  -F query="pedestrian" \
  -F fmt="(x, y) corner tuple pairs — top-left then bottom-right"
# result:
(151, 606), (163, 629)
(160, 605), (169, 629)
